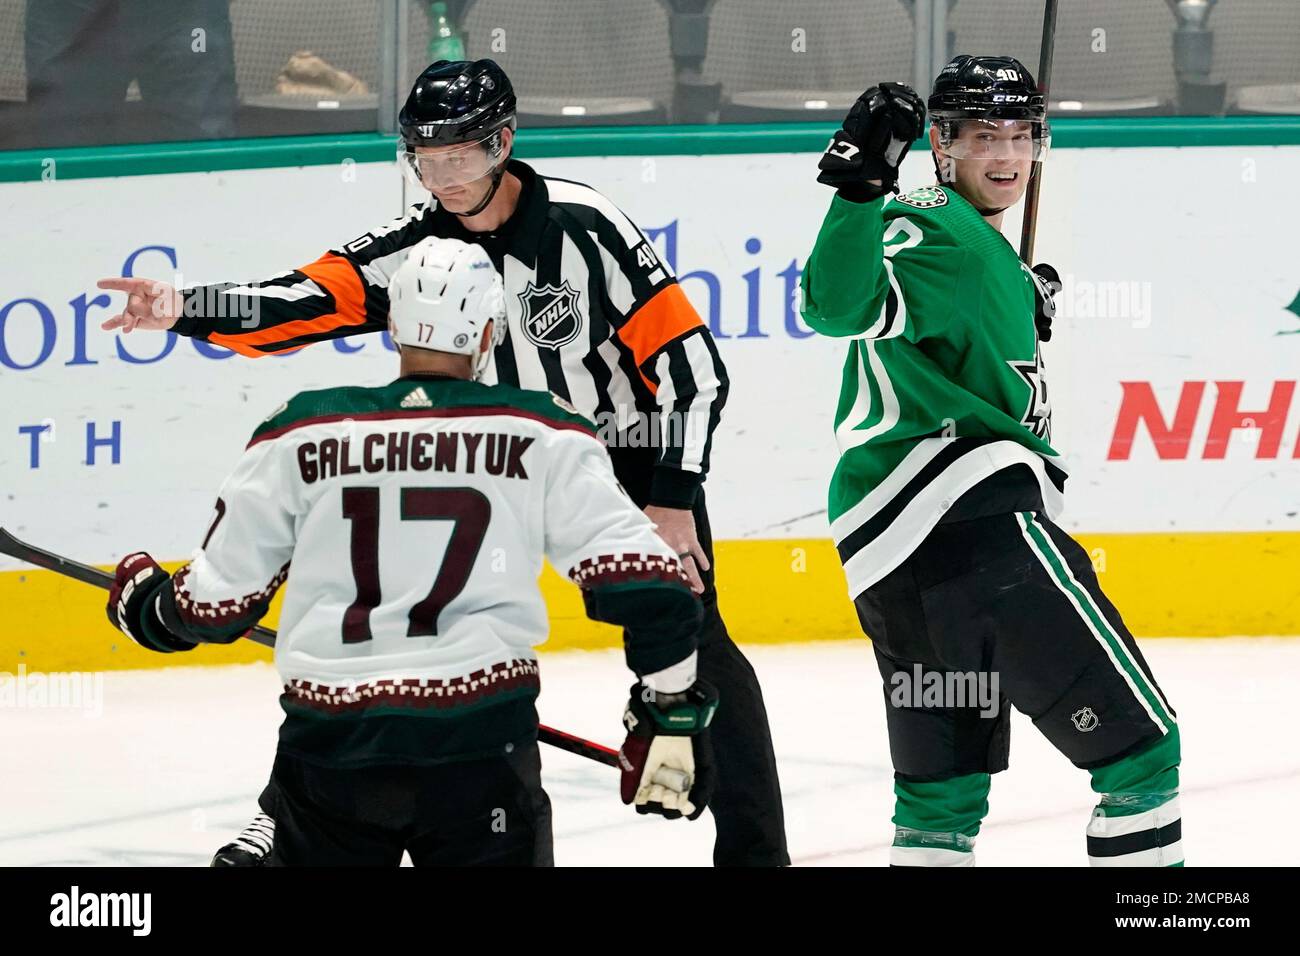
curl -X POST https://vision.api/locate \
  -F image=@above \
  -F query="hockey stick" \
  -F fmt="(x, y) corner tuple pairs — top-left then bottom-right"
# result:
(0, 527), (619, 768)
(1018, 0), (1058, 264)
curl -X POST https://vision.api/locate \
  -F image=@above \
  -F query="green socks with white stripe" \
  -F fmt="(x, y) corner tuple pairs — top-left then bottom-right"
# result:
(888, 730), (1182, 866)
(1086, 729), (1183, 867)
(889, 772), (989, 866)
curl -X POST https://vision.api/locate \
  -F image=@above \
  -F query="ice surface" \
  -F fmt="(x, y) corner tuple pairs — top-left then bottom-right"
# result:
(1, 639), (1295, 866)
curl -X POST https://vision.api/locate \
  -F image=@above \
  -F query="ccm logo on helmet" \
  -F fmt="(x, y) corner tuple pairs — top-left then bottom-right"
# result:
(992, 94), (1030, 103)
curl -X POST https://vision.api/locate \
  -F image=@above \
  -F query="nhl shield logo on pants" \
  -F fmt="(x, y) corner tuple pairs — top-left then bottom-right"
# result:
(518, 280), (583, 349)
(1071, 706), (1100, 732)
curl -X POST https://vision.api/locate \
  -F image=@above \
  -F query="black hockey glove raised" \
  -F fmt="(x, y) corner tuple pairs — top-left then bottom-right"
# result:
(618, 679), (718, 820)
(106, 552), (196, 654)
(818, 82), (926, 202)
(1030, 262), (1062, 342)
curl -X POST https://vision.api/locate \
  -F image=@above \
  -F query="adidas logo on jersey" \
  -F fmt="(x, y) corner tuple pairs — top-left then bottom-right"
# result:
(400, 387), (432, 408)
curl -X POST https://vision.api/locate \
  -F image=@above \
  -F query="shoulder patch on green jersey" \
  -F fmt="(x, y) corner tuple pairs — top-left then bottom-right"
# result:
(894, 185), (949, 209)
(884, 185), (1006, 254)
(250, 378), (597, 445)
(550, 393), (581, 416)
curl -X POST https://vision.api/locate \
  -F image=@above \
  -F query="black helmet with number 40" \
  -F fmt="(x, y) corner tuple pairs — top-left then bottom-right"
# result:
(928, 55), (1050, 161)
(398, 59), (518, 216)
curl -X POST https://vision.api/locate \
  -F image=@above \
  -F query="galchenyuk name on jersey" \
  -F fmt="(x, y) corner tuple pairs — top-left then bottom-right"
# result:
(252, 377), (602, 486)
(210, 370), (695, 768)
(296, 429), (535, 484)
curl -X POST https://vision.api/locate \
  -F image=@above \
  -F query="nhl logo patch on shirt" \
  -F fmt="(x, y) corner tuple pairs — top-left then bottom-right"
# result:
(518, 280), (583, 349)
(895, 186), (948, 209)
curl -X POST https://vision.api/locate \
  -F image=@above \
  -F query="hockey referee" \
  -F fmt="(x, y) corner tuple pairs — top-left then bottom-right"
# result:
(98, 59), (788, 867)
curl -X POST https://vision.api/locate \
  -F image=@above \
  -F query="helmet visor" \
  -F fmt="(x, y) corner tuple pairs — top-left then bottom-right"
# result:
(398, 134), (505, 190)
(934, 116), (1050, 161)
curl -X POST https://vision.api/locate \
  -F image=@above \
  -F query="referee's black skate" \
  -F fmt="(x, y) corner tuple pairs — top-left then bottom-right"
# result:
(210, 812), (275, 867)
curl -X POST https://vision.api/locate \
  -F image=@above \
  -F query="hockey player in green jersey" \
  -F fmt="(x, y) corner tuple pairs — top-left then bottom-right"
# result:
(801, 56), (1182, 867)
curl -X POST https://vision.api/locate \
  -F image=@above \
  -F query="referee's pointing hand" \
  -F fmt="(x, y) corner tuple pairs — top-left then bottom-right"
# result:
(97, 277), (183, 334)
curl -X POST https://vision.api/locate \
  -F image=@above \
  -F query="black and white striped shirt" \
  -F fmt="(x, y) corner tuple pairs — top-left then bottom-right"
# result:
(173, 160), (729, 507)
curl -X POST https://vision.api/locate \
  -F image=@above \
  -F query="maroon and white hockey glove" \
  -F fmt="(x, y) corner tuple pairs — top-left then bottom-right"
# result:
(106, 552), (195, 654)
(618, 679), (718, 820)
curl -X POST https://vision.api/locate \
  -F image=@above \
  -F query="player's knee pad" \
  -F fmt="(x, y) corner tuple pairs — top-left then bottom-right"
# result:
(1085, 730), (1183, 867)
(1030, 657), (1174, 769)
(890, 772), (989, 867)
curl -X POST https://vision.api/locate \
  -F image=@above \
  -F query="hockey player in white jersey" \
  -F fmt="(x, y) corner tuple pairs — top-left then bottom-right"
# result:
(104, 237), (718, 866)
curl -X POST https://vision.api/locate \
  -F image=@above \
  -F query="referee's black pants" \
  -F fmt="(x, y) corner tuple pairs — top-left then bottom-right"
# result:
(612, 450), (790, 867)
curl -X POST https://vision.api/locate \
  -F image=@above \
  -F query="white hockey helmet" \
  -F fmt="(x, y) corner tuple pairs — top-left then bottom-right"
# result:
(387, 236), (506, 379)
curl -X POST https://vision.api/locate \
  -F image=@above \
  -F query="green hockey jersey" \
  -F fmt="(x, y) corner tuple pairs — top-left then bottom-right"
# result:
(800, 184), (1067, 597)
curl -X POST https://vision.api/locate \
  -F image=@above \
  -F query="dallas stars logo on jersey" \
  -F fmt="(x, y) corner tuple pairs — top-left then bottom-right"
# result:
(1008, 342), (1052, 442)
(894, 186), (949, 209)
